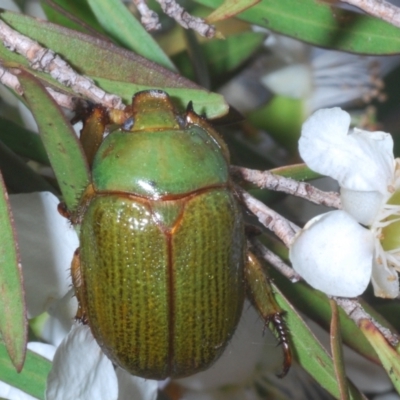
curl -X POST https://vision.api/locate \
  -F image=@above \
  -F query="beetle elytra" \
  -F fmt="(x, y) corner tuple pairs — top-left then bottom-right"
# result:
(64, 90), (291, 379)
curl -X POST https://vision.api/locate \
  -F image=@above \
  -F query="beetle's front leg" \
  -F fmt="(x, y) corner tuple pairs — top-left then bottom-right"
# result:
(71, 248), (88, 324)
(245, 251), (292, 377)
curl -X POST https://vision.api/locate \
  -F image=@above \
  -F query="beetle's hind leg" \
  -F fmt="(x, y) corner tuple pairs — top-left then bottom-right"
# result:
(71, 248), (88, 324)
(245, 251), (292, 377)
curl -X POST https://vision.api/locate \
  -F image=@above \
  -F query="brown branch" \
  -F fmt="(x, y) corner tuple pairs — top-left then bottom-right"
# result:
(340, 0), (400, 28)
(0, 19), (124, 110)
(155, 0), (216, 38)
(0, 64), (84, 110)
(334, 297), (399, 346)
(231, 166), (342, 209)
(132, 0), (161, 31)
(0, 65), (22, 95)
(250, 238), (301, 282)
(45, 87), (80, 110)
(238, 186), (299, 247)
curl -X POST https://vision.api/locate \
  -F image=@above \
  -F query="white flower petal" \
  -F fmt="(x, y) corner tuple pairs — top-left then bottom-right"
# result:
(0, 381), (37, 400)
(116, 368), (158, 400)
(28, 342), (56, 361)
(299, 108), (394, 194)
(261, 64), (312, 99)
(46, 324), (118, 400)
(9, 192), (78, 317)
(40, 290), (77, 346)
(340, 189), (384, 225)
(177, 302), (277, 391)
(371, 259), (399, 298)
(262, 32), (310, 65)
(289, 210), (374, 297)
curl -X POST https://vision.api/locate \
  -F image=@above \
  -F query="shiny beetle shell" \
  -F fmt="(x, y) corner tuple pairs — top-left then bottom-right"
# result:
(75, 90), (246, 379)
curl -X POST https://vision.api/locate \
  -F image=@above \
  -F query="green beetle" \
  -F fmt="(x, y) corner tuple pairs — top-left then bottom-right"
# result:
(66, 90), (290, 380)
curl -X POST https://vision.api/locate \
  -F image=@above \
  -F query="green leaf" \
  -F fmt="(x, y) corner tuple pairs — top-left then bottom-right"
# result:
(94, 77), (229, 118)
(270, 163), (322, 181)
(273, 284), (366, 399)
(206, 0), (260, 23)
(86, 0), (176, 71)
(194, 0), (400, 55)
(330, 299), (350, 400)
(360, 319), (400, 393)
(0, 342), (51, 399)
(270, 268), (380, 365)
(0, 172), (27, 372)
(0, 11), (196, 88)
(41, 0), (108, 37)
(247, 96), (304, 156)
(173, 31), (266, 84)
(0, 118), (50, 166)
(18, 71), (90, 211)
(181, 29), (211, 88)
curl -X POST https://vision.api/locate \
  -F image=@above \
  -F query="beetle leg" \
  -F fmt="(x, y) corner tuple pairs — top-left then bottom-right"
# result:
(57, 201), (71, 219)
(245, 251), (292, 377)
(71, 248), (88, 324)
(79, 105), (110, 168)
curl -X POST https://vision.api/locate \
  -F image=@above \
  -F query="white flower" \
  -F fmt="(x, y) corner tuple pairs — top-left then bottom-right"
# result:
(261, 35), (391, 116)
(289, 107), (400, 298)
(46, 323), (158, 400)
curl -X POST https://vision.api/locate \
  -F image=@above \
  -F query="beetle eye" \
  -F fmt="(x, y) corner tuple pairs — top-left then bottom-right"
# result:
(176, 114), (186, 129)
(123, 117), (135, 130)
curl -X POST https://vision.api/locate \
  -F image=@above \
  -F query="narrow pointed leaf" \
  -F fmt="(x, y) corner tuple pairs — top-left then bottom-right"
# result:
(206, 0), (260, 23)
(182, 29), (211, 88)
(0, 173), (27, 372)
(270, 268), (380, 365)
(270, 163), (321, 181)
(248, 96), (303, 156)
(41, 0), (109, 37)
(195, 0), (400, 55)
(330, 299), (350, 400)
(0, 343), (51, 400)
(273, 284), (366, 399)
(18, 72), (90, 211)
(173, 31), (266, 84)
(359, 319), (400, 393)
(0, 11), (196, 88)
(93, 78), (229, 118)
(87, 0), (176, 71)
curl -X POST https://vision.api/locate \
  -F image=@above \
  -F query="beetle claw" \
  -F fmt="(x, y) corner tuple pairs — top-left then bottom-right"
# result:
(269, 312), (292, 378)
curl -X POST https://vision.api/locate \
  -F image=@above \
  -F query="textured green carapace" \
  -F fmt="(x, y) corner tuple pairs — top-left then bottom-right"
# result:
(76, 90), (246, 379)
(92, 127), (229, 197)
